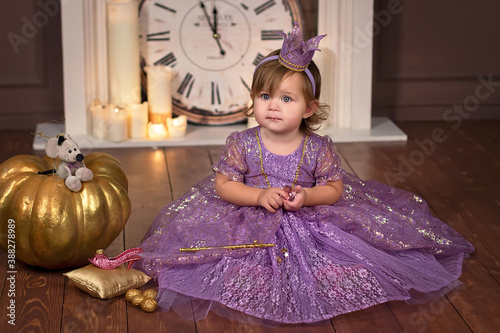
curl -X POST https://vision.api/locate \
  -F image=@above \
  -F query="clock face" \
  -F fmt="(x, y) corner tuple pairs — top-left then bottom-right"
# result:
(139, 0), (301, 125)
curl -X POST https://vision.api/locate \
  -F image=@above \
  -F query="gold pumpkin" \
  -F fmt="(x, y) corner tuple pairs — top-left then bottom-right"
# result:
(0, 153), (131, 269)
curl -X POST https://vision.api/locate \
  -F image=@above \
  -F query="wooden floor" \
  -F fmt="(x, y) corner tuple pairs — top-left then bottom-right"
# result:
(1, 121), (499, 333)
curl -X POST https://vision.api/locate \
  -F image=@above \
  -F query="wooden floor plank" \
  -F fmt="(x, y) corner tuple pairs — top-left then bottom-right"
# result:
(109, 147), (173, 249)
(460, 120), (500, 151)
(445, 257), (500, 333)
(388, 298), (473, 333)
(207, 145), (223, 166)
(195, 311), (335, 333)
(165, 146), (214, 200)
(335, 141), (417, 193)
(398, 122), (500, 197)
(61, 279), (127, 333)
(0, 262), (65, 333)
(128, 307), (197, 333)
(331, 304), (403, 333)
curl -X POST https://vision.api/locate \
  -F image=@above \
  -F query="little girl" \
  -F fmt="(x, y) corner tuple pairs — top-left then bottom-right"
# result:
(135, 23), (474, 324)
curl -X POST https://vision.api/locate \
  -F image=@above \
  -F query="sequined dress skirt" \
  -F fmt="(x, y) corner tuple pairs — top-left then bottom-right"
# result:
(134, 168), (474, 324)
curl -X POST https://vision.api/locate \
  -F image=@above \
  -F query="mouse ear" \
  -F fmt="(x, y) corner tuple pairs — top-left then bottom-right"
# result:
(45, 138), (60, 158)
(58, 135), (66, 146)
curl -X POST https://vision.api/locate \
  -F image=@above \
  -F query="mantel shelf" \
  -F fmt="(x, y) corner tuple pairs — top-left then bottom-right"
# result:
(33, 117), (406, 150)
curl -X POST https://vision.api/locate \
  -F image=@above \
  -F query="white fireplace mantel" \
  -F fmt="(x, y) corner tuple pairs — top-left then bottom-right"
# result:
(33, 0), (406, 150)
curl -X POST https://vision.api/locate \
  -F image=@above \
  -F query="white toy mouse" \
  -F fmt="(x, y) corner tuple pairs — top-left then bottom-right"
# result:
(44, 134), (93, 192)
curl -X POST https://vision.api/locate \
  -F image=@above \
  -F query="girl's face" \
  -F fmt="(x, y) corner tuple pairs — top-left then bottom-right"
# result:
(253, 73), (314, 136)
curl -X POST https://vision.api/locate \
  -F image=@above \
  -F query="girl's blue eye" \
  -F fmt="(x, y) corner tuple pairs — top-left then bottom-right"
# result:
(282, 96), (291, 103)
(261, 94), (270, 100)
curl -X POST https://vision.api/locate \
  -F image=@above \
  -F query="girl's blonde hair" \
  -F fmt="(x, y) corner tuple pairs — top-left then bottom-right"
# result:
(246, 49), (329, 131)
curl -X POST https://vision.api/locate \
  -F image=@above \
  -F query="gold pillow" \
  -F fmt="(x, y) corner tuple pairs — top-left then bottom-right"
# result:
(63, 264), (151, 299)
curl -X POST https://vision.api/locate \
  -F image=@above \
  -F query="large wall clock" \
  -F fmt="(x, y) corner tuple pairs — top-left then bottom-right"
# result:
(139, 0), (302, 125)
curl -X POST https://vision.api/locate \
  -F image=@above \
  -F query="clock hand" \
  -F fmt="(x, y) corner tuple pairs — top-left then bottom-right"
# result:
(214, 36), (225, 55)
(213, 5), (218, 38)
(200, 1), (215, 33)
(200, 1), (225, 55)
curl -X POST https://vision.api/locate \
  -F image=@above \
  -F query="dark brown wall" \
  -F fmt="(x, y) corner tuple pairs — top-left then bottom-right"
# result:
(372, 0), (500, 121)
(0, 0), (64, 130)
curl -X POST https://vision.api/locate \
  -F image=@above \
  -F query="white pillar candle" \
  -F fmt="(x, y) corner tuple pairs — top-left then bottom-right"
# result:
(128, 101), (148, 138)
(145, 65), (173, 124)
(106, 107), (129, 141)
(148, 122), (168, 140)
(90, 99), (109, 139)
(166, 115), (187, 138)
(107, 0), (141, 108)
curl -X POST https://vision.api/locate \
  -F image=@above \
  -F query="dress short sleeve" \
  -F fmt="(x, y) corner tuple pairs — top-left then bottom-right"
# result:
(314, 136), (342, 186)
(212, 131), (247, 182)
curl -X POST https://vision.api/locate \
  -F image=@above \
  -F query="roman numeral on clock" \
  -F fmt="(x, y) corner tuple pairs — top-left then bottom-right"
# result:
(254, 0), (275, 15)
(178, 73), (194, 98)
(241, 77), (251, 92)
(261, 30), (283, 40)
(212, 82), (221, 105)
(154, 2), (176, 13)
(154, 52), (176, 66)
(253, 53), (266, 66)
(147, 30), (170, 41)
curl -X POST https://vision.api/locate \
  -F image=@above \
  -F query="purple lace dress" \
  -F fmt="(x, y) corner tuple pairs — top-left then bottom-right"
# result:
(135, 127), (474, 324)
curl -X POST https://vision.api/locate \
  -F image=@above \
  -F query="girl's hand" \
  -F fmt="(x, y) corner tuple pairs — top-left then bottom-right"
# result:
(283, 185), (306, 211)
(257, 187), (288, 213)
